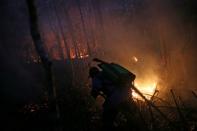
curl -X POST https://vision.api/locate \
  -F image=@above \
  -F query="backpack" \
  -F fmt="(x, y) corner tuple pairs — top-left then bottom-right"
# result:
(94, 58), (136, 88)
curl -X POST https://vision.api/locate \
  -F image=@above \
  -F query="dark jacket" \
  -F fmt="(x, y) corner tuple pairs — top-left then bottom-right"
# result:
(91, 72), (131, 109)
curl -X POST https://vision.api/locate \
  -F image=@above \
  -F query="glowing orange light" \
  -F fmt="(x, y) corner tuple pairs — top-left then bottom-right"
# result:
(132, 56), (138, 63)
(132, 79), (157, 100)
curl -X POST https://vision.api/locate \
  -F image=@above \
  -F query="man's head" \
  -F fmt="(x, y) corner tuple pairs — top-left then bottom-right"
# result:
(89, 67), (100, 78)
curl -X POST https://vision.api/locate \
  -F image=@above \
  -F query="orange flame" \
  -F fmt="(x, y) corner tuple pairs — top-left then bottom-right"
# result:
(132, 78), (157, 100)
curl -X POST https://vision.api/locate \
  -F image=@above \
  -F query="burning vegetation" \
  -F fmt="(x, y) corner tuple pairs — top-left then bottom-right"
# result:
(133, 79), (158, 100)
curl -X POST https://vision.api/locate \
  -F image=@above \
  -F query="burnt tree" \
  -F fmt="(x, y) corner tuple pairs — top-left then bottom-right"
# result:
(26, 0), (59, 119)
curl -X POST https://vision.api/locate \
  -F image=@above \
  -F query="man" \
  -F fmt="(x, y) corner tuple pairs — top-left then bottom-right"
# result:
(89, 66), (136, 130)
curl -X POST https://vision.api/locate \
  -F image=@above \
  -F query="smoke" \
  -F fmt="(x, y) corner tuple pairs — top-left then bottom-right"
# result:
(95, 0), (197, 101)
(1, 0), (197, 107)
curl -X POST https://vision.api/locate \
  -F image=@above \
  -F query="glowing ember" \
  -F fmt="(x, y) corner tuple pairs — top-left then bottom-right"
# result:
(132, 56), (138, 62)
(79, 54), (89, 59)
(132, 80), (157, 100)
(70, 48), (89, 59)
(19, 103), (48, 114)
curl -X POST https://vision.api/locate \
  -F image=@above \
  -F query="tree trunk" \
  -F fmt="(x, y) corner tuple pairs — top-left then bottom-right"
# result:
(76, 0), (91, 56)
(26, 0), (59, 119)
(62, 0), (80, 58)
(91, 0), (106, 56)
(51, 0), (71, 59)
(46, 7), (64, 60)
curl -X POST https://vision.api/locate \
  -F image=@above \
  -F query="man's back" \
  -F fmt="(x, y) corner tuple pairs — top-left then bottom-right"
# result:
(91, 72), (131, 109)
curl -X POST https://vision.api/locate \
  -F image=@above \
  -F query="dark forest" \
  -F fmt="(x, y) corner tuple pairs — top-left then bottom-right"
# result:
(1, 0), (197, 131)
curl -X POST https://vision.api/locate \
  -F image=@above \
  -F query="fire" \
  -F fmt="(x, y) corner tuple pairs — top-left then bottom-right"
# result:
(70, 48), (89, 59)
(79, 49), (89, 59)
(129, 56), (158, 101)
(79, 54), (89, 59)
(132, 79), (157, 100)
